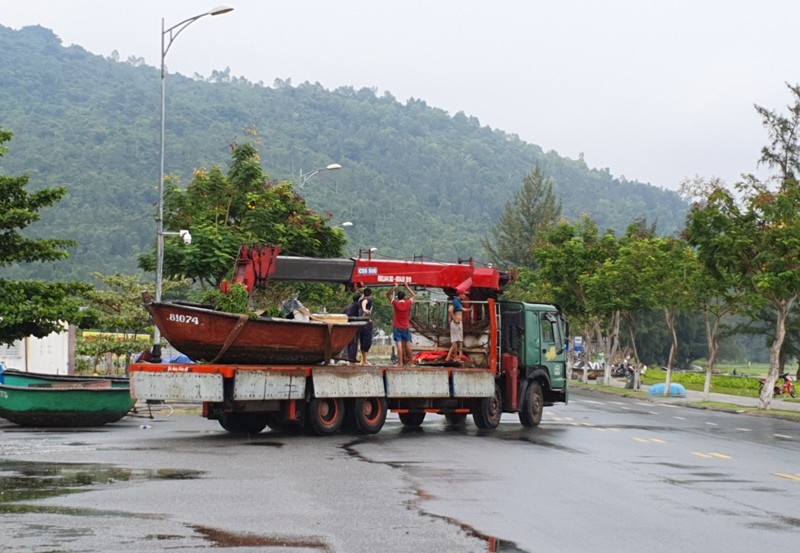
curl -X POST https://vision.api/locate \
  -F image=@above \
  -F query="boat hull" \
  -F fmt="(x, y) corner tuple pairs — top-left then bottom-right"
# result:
(0, 371), (135, 427)
(147, 302), (365, 365)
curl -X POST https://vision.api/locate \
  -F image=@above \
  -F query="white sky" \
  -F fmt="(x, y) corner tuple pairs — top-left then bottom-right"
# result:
(3, 0), (798, 190)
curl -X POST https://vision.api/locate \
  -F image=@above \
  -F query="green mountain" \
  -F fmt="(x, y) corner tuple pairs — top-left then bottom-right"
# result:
(0, 24), (688, 282)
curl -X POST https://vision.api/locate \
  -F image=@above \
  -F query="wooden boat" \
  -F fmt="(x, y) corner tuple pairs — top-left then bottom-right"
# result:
(145, 300), (366, 365)
(0, 369), (135, 427)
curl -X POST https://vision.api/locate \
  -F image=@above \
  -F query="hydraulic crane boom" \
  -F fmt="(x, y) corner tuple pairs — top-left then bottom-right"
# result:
(226, 244), (515, 298)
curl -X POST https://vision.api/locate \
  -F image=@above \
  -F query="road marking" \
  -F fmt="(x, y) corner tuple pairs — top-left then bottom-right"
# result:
(581, 422), (594, 427)
(736, 428), (752, 432)
(774, 473), (800, 481)
(692, 452), (731, 459)
(674, 416), (687, 420)
(650, 438), (666, 444)
(647, 411), (659, 415)
(773, 434), (793, 440)
(633, 437), (665, 443)
(621, 406), (631, 411)
(705, 422), (719, 426)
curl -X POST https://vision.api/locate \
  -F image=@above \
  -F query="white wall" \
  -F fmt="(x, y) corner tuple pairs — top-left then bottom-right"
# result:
(0, 328), (70, 375)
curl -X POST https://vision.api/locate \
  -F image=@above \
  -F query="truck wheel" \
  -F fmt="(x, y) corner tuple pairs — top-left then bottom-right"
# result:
(444, 413), (467, 426)
(218, 412), (269, 434)
(398, 411), (426, 427)
(308, 397), (345, 435)
(353, 397), (387, 434)
(473, 384), (502, 429)
(519, 381), (544, 427)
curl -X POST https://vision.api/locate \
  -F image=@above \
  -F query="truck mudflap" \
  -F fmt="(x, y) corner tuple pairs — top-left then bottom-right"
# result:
(131, 371), (224, 402)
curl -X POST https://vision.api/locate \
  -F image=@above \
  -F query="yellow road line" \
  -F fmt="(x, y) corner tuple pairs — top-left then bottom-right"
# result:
(774, 473), (800, 481)
(692, 452), (732, 459)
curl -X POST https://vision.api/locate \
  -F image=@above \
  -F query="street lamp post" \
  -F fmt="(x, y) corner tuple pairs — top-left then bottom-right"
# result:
(153, 5), (234, 362)
(299, 163), (342, 188)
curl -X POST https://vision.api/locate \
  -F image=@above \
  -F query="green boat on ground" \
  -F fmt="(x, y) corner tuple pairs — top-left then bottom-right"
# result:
(0, 369), (135, 427)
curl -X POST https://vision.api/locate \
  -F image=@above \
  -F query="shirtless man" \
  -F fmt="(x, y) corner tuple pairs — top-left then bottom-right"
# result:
(445, 292), (470, 363)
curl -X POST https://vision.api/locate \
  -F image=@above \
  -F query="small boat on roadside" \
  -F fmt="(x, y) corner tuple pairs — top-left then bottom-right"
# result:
(144, 299), (366, 365)
(0, 369), (135, 427)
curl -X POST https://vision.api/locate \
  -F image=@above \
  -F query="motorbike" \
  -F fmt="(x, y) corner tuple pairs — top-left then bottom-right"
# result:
(611, 359), (636, 378)
(758, 372), (798, 398)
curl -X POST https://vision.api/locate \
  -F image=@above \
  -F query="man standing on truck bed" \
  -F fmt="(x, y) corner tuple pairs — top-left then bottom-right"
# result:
(388, 282), (416, 366)
(358, 288), (374, 365)
(445, 291), (470, 363)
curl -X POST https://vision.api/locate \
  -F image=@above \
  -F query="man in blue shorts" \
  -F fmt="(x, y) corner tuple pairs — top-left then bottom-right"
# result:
(387, 283), (417, 366)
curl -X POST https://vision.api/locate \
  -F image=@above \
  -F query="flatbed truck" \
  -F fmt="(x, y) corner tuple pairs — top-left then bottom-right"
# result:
(130, 247), (569, 435)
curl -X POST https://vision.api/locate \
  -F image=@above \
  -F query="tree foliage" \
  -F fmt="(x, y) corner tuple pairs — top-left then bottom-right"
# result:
(685, 83), (800, 408)
(0, 127), (91, 345)
(483, 166), (562, 268)
(138, 142), (347, 290)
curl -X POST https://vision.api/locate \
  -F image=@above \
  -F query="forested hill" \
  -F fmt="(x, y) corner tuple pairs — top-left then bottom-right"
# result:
(0, 24), (688, 282)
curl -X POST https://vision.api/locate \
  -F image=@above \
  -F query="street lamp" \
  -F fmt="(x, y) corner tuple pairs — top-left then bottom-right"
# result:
(153, 5), (234, 362)
(299, 163), (342, 188)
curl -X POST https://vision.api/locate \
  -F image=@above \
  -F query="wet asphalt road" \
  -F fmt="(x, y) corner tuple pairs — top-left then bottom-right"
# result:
(2, 391), (800, 553)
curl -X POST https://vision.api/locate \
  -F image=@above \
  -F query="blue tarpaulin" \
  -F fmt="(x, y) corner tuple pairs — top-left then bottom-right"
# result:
(649, 382), (687, 397)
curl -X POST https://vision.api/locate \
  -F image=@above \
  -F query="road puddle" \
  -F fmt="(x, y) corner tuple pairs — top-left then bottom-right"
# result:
(191, 525), (332, 550)
(0, 459), (202, 506)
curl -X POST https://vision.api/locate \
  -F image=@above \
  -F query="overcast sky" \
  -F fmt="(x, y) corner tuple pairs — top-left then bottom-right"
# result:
(3, 0), (799, 190)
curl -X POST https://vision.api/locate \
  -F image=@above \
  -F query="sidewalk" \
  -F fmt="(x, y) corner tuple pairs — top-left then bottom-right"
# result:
(587, 377), (800, 414)
(657, 387), (800, 413)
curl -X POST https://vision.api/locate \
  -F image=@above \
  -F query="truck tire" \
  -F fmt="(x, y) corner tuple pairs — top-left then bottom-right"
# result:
(444, 413), (467, 426)
(307, 397), (345, 435)
(353, 397), (388, 434)
(218, 412), (269, 434)
(398, 411), (426, 427)
(519, 381), (544, 427)
(473, 384), (502, 429)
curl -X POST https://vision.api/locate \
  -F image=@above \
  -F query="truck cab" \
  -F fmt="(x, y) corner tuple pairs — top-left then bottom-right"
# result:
(499, 301), (568, 410)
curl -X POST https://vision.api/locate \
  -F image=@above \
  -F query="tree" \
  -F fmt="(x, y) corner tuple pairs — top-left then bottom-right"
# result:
(594, 235), (701, 393)
(680, 176), (743, 400)
(0, 127), (91, 344)
(685, 83), (800, 409)
(525, 216), (622, 380)
(138, 142), (348, 291)
(77, 272), (177, 372)
(483, 166), (562, 268)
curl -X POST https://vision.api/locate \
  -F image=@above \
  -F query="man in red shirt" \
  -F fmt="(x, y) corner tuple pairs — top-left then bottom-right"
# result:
(387, 282), (417, 366)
